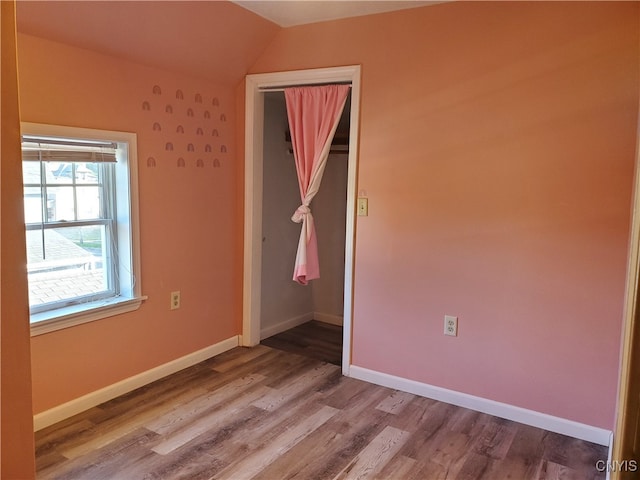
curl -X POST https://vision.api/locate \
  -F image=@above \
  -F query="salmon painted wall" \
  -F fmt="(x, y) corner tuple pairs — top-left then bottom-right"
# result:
(1, 2), (36, 477)
(18, 33), (239, 414)
(250, 2), (640, 429)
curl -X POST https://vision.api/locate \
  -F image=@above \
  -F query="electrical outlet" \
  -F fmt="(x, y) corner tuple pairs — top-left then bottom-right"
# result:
(444, 315), (457, 336)
(170, 291), (181, 310)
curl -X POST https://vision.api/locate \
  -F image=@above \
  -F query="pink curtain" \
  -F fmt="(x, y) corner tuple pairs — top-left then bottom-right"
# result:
(285, 84), (349, 285)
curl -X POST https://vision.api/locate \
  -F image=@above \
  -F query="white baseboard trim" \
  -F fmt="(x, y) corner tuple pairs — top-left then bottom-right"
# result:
(260, 312), (314, 340)
(314, 311), (343, 326)
(33, 335), (240, 431)
(349, 365), (611, 446)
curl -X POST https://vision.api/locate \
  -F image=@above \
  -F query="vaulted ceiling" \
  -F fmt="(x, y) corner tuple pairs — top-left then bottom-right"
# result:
(16, 1), (280, 85)
(15, 1), (438, 85)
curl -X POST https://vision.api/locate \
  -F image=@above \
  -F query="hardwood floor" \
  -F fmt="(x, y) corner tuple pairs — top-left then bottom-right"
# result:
(261, 320), (343, 366)
(35, 344), (607, 479)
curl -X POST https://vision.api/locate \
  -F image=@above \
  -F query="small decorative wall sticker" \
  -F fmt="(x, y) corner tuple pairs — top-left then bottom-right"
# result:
(187, 143), (195, 152)
(212, 129), (219, 137)
(153, 85), (162, 95)
(204, 110), (211, 119)
(213, 158), (221, 168)
(177, 158), (186, 167)
(176, 125), (185, 134)
(165, 104), (173, 114)
(220, 145), (227, 153)
(196, 158), (205, 168)
(176, 89), (184, 100)
(205, 144), (212, 153)
(195, 93), (203, 103)
(165, 142), (174, 151)
(220, 113), (227, 122)
(147, 157), (156, 168)
(187, 108), (194, 117)
(153, 122), (162, 132)
(196, 127), (204, 136)
(142, 101), (151, 111)
(212, 97), (219, 107)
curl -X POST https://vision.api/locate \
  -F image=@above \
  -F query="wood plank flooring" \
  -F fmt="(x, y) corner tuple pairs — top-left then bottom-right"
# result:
(261, 320), (343, 366)
(35, 344), (607, 479)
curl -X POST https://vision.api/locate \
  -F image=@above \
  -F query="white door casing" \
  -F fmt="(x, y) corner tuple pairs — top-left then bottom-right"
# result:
(243, 65), (361, 375)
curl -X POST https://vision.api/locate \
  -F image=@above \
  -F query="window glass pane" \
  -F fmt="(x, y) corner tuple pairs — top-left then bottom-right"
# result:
(75, 162), (99, 184)
(46, 186), (76, 221)
(22, 161), (41, 184)
(26, 225), (110, 308)
(24, 187), (43, 223)
(76, 186), (101, 220)
(46, 162), (73, 184)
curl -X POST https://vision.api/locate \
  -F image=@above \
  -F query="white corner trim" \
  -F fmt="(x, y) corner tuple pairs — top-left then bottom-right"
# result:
(349, 365), (612, 446)
(607, 431), (614, 480)
(33, 335), (240, 431)
(314, 312), (343, 326)
(260, 312), (314, 340)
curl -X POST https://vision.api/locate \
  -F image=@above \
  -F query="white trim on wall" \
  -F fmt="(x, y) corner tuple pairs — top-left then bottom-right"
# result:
(349, 365), (612, 447)
(33, 336), (240, 431)
(243, 65), (361, 377)
(260, 312), (314, 340)
(314, 312), (343, 326)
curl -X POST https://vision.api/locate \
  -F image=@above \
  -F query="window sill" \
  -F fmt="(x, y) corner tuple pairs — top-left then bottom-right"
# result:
(30, 295), (148, 337)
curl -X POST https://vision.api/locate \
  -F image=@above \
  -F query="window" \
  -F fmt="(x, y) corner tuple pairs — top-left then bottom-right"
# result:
(21, 123), (144, 335)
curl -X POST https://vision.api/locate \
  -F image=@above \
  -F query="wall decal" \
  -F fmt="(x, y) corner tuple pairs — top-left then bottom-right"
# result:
(141, 84), (229, 173)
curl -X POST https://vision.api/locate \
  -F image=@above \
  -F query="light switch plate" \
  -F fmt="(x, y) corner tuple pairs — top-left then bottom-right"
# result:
(357, 197), (368, 216)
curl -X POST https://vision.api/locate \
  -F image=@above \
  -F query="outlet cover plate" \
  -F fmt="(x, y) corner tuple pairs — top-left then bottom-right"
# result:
(444, 315), (457, 336)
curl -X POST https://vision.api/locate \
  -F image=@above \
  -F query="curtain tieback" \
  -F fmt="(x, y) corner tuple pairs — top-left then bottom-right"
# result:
(291, 204), (310, 223)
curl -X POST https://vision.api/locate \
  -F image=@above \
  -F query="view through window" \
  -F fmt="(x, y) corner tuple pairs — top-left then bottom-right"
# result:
(21, 124), (142, 331)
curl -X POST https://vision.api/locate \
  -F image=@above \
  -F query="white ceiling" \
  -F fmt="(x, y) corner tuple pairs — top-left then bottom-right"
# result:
(233, 0), (442, 27)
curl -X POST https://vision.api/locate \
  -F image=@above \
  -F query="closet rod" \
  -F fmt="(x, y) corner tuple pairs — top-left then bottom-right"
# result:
(259, 82), (352, 93)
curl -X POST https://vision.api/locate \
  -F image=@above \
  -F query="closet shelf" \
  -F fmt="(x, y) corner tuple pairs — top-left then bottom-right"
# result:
(285, 130), (349, 155)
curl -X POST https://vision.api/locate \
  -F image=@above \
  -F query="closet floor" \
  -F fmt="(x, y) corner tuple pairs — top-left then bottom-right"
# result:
(261, 320), (343, 366)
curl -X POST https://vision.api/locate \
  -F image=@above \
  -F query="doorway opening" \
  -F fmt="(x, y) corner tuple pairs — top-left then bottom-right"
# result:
(242, 66), (361, 376)
(258, 90), (349, 366)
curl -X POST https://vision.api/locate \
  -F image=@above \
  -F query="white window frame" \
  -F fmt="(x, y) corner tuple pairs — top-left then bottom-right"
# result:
(22, 122), (146, 336)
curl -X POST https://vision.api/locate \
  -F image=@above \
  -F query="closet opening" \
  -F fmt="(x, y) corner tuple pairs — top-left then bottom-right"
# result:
(242, 66), (361, 376)
(259, 90), (350, 366)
